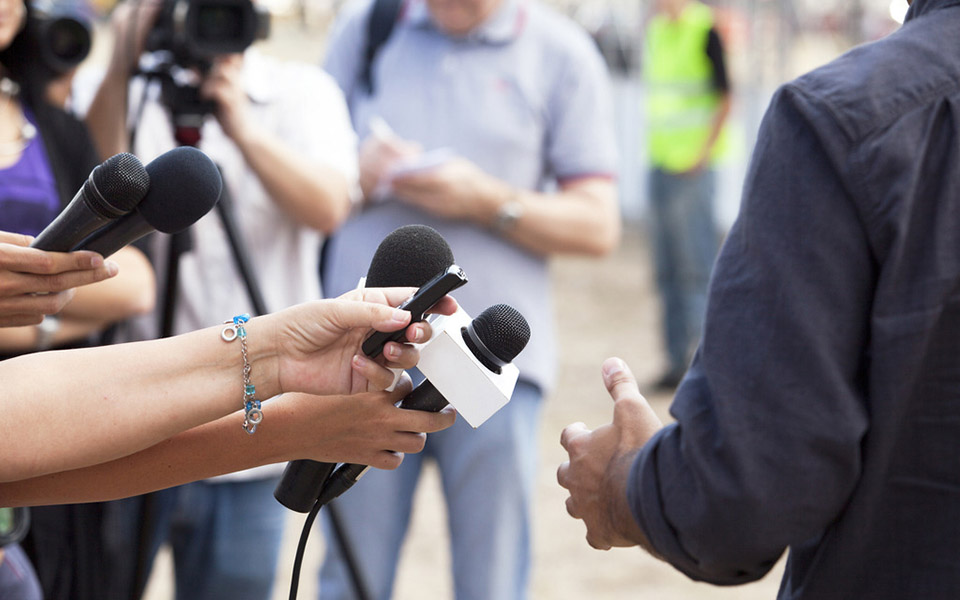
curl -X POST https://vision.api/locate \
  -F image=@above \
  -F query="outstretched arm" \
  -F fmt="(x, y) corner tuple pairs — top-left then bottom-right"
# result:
(1, 381), (456, 506)
(0, 288), (456, 483)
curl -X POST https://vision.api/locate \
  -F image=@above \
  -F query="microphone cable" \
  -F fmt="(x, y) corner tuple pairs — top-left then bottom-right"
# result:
(288, 494), (371, 600)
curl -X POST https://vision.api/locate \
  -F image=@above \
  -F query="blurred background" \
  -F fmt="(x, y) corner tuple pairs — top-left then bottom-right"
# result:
(55, 0), (909, 598)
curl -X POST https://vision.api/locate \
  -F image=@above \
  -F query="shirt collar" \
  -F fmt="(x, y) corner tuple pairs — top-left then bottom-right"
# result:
(905, 0), (960, 21)
(404, 0), (525, 44)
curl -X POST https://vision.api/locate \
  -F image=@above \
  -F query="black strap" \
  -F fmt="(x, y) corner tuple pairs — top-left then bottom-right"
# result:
(360, 0), (403, 94)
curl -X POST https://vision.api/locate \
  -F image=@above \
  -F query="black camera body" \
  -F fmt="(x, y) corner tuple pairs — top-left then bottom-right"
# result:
(145, 0), (270, 69)
(32, 2), (93, 76)
(139, 0), (270, 129)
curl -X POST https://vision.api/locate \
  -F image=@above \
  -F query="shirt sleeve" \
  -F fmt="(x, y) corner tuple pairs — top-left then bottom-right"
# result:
(705, 27), (730, 94)
(545, 31), (618, 182)
(322, 0), (375, 102)
(627, 85), (874, 583)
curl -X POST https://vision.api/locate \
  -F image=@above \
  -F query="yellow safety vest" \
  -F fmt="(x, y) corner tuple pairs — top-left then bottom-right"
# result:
(644, 1), (729, 172)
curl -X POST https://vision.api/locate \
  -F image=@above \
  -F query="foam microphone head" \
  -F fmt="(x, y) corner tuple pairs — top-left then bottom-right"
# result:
(464, 303), (530, 373)
(88, 152), (150, 218)
(366, 224), (455, 287)
(140, 146), (222, 233)
(76, 147), (222, 257)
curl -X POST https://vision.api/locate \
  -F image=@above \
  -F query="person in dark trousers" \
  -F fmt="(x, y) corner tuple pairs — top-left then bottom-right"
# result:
(643, 0), (731, 391)
(559, 1), (960, 598)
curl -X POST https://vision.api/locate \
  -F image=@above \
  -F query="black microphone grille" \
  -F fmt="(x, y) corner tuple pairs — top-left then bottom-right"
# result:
(140, 147), (222, 233)
(366, 224), (455, 288)
(91, 152), (150, 214)
(473, 304), (530, 364)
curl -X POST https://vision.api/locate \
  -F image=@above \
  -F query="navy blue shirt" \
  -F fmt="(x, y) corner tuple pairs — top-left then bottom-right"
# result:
(628, 1), (960, 598)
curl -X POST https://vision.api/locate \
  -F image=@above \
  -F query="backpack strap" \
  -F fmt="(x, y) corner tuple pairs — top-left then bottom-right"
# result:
(360, 0), (403, 94)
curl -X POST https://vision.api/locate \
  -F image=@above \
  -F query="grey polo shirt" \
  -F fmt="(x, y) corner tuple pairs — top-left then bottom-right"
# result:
(323, 0), (617, 392)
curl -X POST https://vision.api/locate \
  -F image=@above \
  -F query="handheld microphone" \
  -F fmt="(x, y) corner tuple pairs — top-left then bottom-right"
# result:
(76, 147), (222, 257)
(274, 224), (460, 513)
(314, 303), (531, 507)
(31, 152), (149, 252)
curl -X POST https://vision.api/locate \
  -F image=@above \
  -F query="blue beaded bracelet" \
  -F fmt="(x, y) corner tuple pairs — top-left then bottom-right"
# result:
(221, 313), (262, 434)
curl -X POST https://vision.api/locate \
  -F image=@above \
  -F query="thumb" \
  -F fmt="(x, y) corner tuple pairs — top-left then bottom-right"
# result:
(602, 357), (663, 445)
(325, 299), (411, 333)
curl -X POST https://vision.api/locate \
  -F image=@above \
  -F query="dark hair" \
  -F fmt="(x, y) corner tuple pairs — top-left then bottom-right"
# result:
(0, 1), (52, 109)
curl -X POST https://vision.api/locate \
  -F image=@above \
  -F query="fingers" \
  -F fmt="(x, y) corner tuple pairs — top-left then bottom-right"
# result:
(381, 339), (419, 367)
(371, 452), (405, 470)
(602, 357), (664, 445)
(327, 299), (411, 332)
(0, 243), (107, 275)
(351, 355), (398, 390)
(0, 232), (31, 247)
(602, 357), (642, 403)
(559, 421), (589, 452)
(0, 289), (74, 323)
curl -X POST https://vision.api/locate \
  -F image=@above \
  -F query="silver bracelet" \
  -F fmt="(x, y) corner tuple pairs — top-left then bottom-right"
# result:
(221, 313), (262, 434)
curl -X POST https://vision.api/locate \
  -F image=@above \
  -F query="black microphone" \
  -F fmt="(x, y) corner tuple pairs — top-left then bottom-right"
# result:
(76, 147), (222, 257)
(31, 152), (149, 252)
(274, 224), (458, 513)
(314, 303), (531, 507)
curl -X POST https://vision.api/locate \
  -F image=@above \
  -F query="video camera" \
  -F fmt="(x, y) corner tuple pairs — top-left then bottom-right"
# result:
(139, 0), (270, 124)
(145, 0), (270, 68)
(32, 1), (93, 76)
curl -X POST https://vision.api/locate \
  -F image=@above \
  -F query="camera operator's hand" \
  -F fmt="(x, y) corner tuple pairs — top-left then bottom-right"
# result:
(200, 54), (251, 144)
(106, 0), (163, 75)
(0, 232), (118, 327)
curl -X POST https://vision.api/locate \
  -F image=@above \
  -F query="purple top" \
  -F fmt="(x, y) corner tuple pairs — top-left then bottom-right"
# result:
(0, 108), (60, 236)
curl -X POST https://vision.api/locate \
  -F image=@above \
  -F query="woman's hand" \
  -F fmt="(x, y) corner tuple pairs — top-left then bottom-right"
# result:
(263, 287), (457, 398)
(0, 232), (118, 327)
(284, 375), (457, 469)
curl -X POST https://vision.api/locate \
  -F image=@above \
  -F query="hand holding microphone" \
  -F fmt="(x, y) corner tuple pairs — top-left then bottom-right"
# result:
(30, 152), (150, 252)
(275, 224), (464, 512)
(78, 147), (223, 257)
(0, 231), (117, 327)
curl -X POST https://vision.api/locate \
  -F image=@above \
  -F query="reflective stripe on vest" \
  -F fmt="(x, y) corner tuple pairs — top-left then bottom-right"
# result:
(644, 1), (727, 172)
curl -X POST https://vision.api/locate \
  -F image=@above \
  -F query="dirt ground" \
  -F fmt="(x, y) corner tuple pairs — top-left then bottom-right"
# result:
(142, 224), (786, 600)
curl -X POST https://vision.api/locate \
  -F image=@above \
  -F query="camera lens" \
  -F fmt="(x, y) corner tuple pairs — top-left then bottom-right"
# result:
(195, 5), (244, 44)
(39, 15), (92, 73)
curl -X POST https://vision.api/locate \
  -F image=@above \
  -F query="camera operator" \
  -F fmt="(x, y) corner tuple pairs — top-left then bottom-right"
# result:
(81, 1), (362, 598)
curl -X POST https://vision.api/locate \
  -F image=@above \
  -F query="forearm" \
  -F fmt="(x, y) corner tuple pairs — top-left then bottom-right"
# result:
(0, 316), (114, 352)
(86, 67), (132, 158)
(55, 247), (155, 321)
(476, 177), (621, 257)
(0, 404), (288, 506)
(233, 124), (352, 233)
(0, 318), (280, 482)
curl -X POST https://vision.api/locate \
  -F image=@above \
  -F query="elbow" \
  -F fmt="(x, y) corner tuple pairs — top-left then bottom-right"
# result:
(126, 283), (157, 316)
(582, 214), (622, 257)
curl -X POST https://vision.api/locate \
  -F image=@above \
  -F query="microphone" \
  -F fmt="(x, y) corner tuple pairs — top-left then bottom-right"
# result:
(31, 152), (149, 252)
(314, 303), (531, 507)
(274, 224), (461, 513)
(76, 147), (222, 257)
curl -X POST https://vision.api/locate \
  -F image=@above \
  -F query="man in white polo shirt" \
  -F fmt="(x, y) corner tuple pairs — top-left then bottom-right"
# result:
(318, 0), (621, 597)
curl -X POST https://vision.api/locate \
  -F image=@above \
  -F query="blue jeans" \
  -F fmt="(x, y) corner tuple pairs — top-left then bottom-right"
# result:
(0, 544), (42, 600)
(103, 477), (287, 600)
(318, 381), (542, 600)
(648, 168), (719, 374)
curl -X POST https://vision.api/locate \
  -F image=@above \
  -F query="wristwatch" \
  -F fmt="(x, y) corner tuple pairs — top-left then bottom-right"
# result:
(35, 315), (60, 351)
(492, 198), (525, 233)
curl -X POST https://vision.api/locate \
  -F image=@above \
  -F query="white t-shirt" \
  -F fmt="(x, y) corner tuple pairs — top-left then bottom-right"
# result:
(128, 49), (359, 481)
